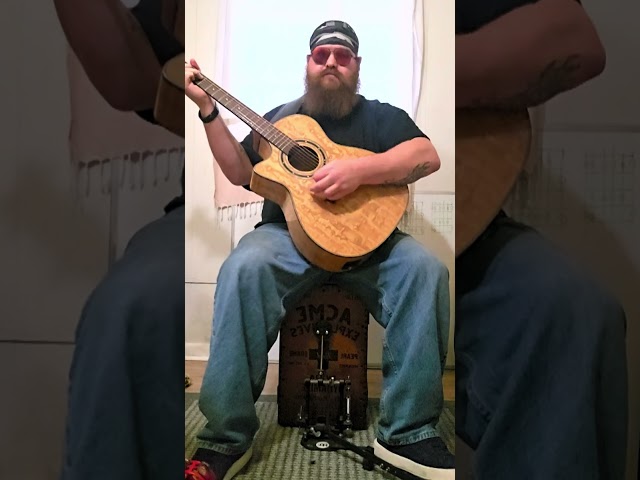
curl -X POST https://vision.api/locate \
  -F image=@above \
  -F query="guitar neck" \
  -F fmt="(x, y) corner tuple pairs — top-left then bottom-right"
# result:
(194, 75), (295, 154)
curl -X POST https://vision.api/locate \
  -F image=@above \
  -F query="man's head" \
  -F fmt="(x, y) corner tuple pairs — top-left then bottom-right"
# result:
(303, 20), (361, 119)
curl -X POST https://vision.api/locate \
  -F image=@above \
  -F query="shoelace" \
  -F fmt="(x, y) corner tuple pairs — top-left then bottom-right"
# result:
(184, 459), (215, 480)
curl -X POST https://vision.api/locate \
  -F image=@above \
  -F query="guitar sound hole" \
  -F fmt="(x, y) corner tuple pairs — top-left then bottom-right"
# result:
(288, 145), (320, 172)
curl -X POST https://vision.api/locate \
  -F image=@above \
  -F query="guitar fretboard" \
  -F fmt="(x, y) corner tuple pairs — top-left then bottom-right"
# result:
(195, 76), (296, 154)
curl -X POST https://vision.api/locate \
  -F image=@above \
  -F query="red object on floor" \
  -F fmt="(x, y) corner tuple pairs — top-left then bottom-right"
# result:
(184, 459), (215, 480)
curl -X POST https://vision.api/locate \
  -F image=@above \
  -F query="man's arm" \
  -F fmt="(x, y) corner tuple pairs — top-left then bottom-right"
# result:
(53, 0), (162, 111)
(200, 111), (255, 187)
(360, 137), (440, 186)
(185, 60), (254, 186)
(310, 137), (440, 201)
(456, 0), (605, 109)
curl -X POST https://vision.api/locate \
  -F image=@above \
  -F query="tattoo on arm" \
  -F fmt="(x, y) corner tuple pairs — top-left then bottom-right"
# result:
(386, 162), (431, 185)
(471, 54), (582, 109)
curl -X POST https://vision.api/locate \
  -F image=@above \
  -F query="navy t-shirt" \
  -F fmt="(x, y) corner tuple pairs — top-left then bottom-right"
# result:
(456, 0), (581, 33)
(239, 95), (428, 227)
(456, 0), (538, 33)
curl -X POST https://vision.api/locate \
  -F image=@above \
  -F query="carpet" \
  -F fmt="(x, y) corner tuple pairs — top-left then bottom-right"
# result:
(185, 393), (454, 479)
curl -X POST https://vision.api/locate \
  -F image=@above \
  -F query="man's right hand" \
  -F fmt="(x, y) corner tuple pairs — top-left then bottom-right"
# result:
(185, 58), (216, 116)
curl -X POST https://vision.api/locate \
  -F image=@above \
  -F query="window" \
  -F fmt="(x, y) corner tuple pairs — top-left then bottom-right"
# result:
(213, 0), (423, 138)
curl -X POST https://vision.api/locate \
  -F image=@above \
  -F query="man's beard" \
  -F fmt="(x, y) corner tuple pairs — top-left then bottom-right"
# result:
(302, 68), (360, 119)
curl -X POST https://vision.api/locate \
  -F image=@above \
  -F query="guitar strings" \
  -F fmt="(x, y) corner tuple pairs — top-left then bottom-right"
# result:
(196, 76), (325, 171)
(210, 90), (322, 170)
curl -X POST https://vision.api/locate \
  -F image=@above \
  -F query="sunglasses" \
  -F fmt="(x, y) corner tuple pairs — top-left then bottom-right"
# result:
(310, 46), (356, 67)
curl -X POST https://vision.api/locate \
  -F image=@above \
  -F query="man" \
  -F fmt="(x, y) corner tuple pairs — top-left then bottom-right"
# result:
(455, 0), (628, 478)
(54, 0), (185, 478)
(184, 20), (454, 480)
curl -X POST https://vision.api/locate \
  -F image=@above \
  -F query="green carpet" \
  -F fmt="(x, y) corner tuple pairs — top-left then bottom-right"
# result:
(186, 393), (454, 479)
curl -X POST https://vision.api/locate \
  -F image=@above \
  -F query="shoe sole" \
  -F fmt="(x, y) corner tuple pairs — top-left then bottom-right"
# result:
(373, 439), (454, 480)
(223, 446), (253, 480)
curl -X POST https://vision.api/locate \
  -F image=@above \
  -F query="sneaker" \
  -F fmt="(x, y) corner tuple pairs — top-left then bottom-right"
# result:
(373, 437), (454, 480)
(185, 446), (253, 480)
(184, 459), (215, 480)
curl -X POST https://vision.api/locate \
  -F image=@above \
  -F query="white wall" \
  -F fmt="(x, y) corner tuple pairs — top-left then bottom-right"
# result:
(185, 0), (456, 367)
(0, 4), (105, 477)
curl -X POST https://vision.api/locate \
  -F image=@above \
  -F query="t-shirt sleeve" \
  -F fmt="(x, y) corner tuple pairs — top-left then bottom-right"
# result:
(457, 0), (584, 41)
(456, 0), (538, 33)
(455, 0), (581, 34)
(376, 104), (429, 153)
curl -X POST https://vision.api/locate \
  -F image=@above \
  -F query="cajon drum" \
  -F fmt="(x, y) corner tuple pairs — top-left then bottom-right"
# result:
(277, 283), (369, 430)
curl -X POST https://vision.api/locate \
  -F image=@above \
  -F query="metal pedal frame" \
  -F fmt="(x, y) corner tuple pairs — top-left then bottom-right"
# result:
(300, 424), (420, 480)
(297, 321), (419, 480)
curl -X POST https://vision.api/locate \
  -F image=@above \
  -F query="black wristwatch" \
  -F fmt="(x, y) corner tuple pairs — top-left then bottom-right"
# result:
(198, 104), (219, 123)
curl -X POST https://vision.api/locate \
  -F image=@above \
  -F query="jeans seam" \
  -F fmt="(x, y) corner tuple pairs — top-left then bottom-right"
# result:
(378, 292), (400, 441)
(379, 287), (395, 322)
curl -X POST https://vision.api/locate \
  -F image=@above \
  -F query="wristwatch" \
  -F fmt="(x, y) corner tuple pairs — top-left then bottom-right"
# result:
(198, 104), (219, 123)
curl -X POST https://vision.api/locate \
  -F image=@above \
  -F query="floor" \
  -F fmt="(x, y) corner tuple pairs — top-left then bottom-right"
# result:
(185, 360), (455, 401)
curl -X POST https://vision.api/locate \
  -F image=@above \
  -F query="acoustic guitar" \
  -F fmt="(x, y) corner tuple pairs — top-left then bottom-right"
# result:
(169, 58), (532, 262)
(192, 73), (409, 272)
(455, 109), (532, 256)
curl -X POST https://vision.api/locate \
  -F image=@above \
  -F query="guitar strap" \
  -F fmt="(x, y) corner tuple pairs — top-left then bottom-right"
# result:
(251, 97), (304, 150)
(270, 97), (305, 123)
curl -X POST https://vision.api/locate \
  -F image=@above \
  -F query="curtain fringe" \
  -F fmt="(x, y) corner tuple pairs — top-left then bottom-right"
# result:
(216, 201), (264, 224)
(73, 146), (184, 198)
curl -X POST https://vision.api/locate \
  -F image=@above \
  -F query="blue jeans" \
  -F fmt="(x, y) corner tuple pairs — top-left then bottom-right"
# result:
(456, 214), (628, 479)
(61, 206), (185, 480)
(197, 223), (450, 454)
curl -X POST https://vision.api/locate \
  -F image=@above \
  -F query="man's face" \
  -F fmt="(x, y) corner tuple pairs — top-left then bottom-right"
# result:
(303, 44), (361, 118)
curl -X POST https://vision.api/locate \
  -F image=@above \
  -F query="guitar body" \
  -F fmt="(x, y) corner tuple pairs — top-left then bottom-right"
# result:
(455, 109), (532, 256)
(250, 114), (409, 272)
(154, 53), (184, 137)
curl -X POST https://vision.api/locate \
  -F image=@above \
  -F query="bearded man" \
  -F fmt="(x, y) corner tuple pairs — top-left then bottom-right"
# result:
(184, 20), (453, 480)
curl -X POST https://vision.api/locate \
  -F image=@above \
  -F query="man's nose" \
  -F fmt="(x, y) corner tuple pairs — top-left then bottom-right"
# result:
(325, 52), (337, 67)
